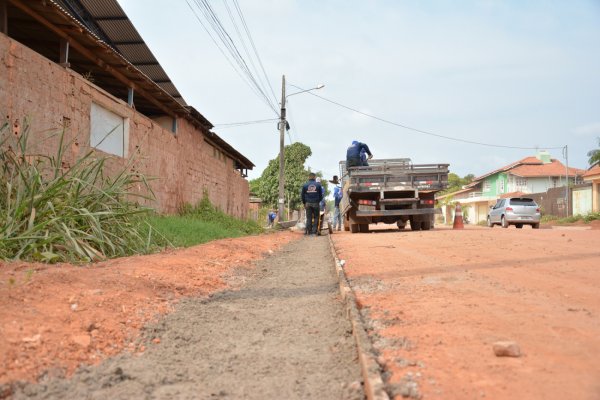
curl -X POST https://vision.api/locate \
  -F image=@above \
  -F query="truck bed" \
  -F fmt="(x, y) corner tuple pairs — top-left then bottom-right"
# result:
(339, 158), (449, 232)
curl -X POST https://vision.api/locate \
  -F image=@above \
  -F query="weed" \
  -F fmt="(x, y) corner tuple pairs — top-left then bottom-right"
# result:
(0, 119), (158, 262)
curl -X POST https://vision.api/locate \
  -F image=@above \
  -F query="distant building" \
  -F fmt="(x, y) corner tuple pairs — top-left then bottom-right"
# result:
(437, 152), (586, 224)
(583, 164), (600, 213)
(0, 0), (253, 217)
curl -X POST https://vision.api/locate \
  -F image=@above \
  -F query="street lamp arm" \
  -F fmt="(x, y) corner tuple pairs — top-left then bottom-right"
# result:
(285, 84), (325, 99)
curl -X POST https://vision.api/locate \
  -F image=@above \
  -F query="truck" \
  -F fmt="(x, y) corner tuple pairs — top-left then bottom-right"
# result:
(339, 158), (449, 233)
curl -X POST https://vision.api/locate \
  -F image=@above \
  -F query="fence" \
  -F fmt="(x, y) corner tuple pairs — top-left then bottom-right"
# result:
(528, 184), (591, 218)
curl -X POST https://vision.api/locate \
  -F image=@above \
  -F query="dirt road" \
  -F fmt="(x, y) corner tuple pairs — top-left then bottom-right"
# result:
(7, 236), (363, 399)
(332, 225), (600, 400)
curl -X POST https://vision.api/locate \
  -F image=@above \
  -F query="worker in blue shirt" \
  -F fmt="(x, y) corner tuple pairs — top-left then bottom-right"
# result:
(267, 210), (277, 228)
(330, 175), (343, 231)
(346, 140), (373, 168)
(301, 172), (324, 236)
(360, 148), (369, 167)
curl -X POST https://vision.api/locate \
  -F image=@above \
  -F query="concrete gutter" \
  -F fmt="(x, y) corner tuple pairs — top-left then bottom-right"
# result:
(327, 235), (390, 400)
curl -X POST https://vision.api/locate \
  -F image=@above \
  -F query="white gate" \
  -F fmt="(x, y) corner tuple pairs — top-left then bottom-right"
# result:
(572, 186), (592, 216)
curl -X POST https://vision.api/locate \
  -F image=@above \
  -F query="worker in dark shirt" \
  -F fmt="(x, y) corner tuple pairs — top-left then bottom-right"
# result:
(346, 140), (373, 168)
(301, 172), (324, 236)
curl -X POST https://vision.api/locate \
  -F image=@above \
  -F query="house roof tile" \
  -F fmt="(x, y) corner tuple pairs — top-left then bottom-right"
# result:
(509, 159), (585, 178)
(583, 164), (600, 178)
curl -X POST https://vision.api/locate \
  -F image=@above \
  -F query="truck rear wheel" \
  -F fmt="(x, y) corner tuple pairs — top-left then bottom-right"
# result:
(359, 224), (369, 233)
(350, 224), (359, 233)
(410, 218), (421, 231)
(421, 220), (432, 230)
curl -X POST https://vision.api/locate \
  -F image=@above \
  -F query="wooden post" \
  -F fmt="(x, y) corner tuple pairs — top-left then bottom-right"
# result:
(127, 87), (134, 106)
(59, 38), (70, 67)
(0, 0), (7, 35)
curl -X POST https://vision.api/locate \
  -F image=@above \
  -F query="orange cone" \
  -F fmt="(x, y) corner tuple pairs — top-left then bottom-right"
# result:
(453, 202), (464, 229)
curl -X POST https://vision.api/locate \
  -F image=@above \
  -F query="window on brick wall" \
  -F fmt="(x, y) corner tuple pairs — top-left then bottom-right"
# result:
(90, 103), (128, 157)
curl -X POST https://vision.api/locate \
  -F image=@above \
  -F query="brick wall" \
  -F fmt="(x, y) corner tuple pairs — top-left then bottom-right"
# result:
(0, 34), (249, 218)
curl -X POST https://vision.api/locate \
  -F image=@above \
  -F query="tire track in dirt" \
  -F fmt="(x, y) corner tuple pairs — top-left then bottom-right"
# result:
(9, 236), (364, 400)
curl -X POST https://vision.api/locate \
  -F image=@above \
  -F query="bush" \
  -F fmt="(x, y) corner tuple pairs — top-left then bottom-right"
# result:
(0, 120), (157, 262)
(178, 195), (263, 236)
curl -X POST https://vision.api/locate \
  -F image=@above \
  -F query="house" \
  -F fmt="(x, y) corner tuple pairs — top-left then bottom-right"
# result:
(437, 152), (586, 224)
(0, 0), (253, 217)
(583, 164), (600, 213)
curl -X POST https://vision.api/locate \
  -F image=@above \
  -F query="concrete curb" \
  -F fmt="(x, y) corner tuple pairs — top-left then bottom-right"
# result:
(327, 234), (390, 400)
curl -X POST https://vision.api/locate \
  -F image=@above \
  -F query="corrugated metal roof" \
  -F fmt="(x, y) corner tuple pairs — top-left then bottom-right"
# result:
(54, 0), (186, 105)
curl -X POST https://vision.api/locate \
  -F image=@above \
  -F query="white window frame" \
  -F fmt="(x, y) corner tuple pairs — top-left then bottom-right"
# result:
(483, 180), (491, 192)
(90, 102), (128, 157)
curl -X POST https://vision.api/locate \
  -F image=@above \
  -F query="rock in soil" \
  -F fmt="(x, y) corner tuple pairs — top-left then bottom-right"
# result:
(493, 341), (521, 357)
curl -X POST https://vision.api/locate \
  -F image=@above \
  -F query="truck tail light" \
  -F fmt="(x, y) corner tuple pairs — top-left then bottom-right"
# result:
(358, 200), (377, 206)
(420, 200), (434, 205)
(506, 207), (513, 211)
(536, 208), (540, 213)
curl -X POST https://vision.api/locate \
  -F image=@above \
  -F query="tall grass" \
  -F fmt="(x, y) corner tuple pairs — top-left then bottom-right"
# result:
(146, 196), (263, 248)
(0, 120), (157, 262)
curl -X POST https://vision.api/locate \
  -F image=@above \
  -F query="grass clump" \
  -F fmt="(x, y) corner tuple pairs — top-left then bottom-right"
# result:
(0, 120), (157, 263)
(147, 196), (263, 248)
(541, 212), (600, 225)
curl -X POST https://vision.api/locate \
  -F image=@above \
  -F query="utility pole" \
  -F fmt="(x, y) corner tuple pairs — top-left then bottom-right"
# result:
(278, 75), (286, 221)
(564, 144), (569, 218)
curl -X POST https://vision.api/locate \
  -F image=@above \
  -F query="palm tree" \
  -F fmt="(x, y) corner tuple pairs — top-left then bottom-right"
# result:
(588, 137), (600, 166)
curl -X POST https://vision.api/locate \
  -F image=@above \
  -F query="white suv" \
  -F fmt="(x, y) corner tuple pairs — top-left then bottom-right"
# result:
(487, 198), (541, 229)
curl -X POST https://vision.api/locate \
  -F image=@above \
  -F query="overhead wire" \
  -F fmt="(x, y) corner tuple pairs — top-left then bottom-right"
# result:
(289, 83), (565, 151)
(196, 0), (276, 113)
(232, 0), (279, 106)
(186, 0), (279, 116)
(213, 118), (278, 128)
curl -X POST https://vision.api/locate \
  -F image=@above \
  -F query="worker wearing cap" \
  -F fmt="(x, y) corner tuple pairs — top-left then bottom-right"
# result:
(346, 140), (372, 168)
(301, 172), (324, 235)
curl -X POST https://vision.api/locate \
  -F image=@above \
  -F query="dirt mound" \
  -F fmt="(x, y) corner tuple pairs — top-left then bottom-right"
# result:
(0, 232), (296, 384)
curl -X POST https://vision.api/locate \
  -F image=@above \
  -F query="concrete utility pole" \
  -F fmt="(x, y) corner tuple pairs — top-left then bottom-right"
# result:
(278, 75), (286, 221)
(564, 144), (569, 218)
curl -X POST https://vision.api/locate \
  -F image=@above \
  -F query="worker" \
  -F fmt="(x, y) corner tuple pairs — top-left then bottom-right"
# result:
(316, 177), (327, 235)
(360, 148), (369, 166)
(301, 172), (324, 236)
(330, 175), (343, 231)
(346, 140), (372, 168)
(267, 210), (277, 228)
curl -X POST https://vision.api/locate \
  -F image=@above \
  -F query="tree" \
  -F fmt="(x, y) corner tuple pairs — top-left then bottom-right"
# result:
(250, 142), (327, 211)
(588, 137), (600, 166)
(440, 173), (475, 195)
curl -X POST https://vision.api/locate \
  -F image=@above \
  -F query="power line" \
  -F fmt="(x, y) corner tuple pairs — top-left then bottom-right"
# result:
(213, 118), (278, 128)
(186, 0), (278, 116)
(289, 83), (565, 151)
(232, 0), (279, 107)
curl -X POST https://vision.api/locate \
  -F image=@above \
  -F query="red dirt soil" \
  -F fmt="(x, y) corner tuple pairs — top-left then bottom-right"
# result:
(0, 232), (297, 384)
(333, 225), (600, 400)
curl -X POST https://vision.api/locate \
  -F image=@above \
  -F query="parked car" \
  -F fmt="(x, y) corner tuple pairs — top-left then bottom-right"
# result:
(487, 197), (541, 229)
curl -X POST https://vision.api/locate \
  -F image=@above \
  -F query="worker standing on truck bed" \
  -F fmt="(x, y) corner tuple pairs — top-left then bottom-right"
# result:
(346, 140), (373, 168)
(301, 172), (324, 236)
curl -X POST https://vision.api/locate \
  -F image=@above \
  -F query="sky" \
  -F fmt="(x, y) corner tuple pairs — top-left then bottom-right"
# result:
(118, 0), (600, 181)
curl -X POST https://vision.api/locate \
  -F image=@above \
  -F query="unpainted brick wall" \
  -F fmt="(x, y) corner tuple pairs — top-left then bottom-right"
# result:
(0, 34), (250, 218)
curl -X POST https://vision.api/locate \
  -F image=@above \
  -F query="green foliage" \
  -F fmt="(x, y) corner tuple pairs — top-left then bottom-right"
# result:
(251, 142), (328, 210)
(146, 215), (259, 248)
(541, 212), (600, 224)
(588, 137), (600, 166)
(439, 173), (474, 195)
(0, 120), (160, 263)
(177, 194), (263, 235)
